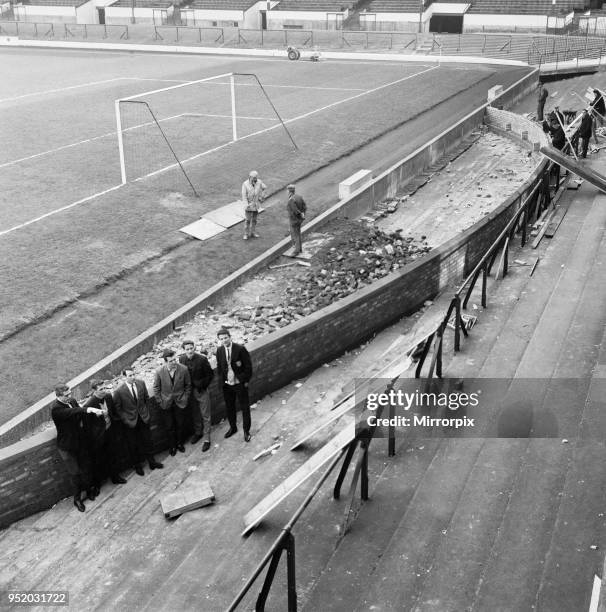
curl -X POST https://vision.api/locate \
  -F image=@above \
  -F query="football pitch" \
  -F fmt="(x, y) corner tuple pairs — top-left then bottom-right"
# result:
(0, 47), (529, 421)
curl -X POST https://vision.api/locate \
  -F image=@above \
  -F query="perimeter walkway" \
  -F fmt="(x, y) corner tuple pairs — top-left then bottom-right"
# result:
(2, 81), (606, 610)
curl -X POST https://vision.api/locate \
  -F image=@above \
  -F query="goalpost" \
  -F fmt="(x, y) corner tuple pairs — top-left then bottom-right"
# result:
(115, 72), (298, 195)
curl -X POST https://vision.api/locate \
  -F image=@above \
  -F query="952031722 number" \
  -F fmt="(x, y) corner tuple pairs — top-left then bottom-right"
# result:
(4, 591), (69, 606)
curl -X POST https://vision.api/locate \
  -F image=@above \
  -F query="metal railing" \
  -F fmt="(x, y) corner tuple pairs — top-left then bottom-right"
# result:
(413, 162), (561, 381)
(228, 406), (395, 611)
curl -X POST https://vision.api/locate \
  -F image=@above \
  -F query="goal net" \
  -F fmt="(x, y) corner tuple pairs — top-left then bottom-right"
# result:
(115, 72), (297, 193)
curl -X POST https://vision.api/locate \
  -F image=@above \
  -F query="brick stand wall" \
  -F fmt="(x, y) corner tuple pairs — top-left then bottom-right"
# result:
(0, 75), (542, 529)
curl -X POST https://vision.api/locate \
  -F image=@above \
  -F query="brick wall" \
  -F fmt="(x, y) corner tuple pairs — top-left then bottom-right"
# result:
(0, 69), (542, 529)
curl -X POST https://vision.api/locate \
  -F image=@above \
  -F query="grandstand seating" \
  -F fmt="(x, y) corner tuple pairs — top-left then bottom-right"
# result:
(19, 0), (88, 6)
(468, 0), (584, 15)
(365, 0), (420, 11)
(109, 0), (170, 8)
(272, 0), (355, 11)
(182, 0), (256, 8)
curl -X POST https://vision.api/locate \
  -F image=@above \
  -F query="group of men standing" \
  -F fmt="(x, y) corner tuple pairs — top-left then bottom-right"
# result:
(539, 84), (605, 159)
(51, 328), (254, 512)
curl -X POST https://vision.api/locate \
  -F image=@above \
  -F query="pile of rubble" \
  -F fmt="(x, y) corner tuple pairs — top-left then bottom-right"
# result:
(110, 221), (430, 389)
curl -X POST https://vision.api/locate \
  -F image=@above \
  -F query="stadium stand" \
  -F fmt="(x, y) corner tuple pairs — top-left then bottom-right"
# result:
(365, 0), (420, 11)
(468, 0), (584, 15)
(271, 0), (355, 11)
(183, 0), (256, 8)
(108, 0), (170, 9)
(17, 0), (88, 5)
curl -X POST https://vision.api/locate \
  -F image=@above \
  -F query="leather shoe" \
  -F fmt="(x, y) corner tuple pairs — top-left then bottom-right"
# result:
(86, 488), (97, 501)
(244, 432), (252, 443)
(149, 460), (164, 470)
(177, 443), (185, 453)
(74, 498), (85, 512)
(169, 447), (177, 456)
(135, 465), (145, 476)
(224, 427), (237, 438)
(202, 441), (211, 452)
(191, 434), (202, 444)
(111, 475), (127, 485)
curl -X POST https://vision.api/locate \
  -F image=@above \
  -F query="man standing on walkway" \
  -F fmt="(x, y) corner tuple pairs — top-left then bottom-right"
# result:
(179, 340), (214, 452)
(215, 328), (253, 442)
(578, 108), (594, 159)
(537, 84), (548, 122)
(113, 368), (164, 475)
(83, 380), (127, 493)
(51, 384), (104, 512)
(241, 170), (266, 240)
(153, 349), (191, 456)
(286, 184), (307, 256)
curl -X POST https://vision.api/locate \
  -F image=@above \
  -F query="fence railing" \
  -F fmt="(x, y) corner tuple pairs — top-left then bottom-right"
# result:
(414, 162), (562, 380)
(2, 21), (606, 66)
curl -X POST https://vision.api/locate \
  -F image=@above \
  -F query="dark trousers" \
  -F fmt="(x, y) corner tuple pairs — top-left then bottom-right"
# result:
(124, 417), (154, 467)
(89, 425), (121, 487)
(161, 404), (186, 449)
(58, 448), (92, 499)
(223, 383), (251, 433)
(289, 221), (302, 254)
(581, 136), (591, 158)
(190, 388), (211, 441)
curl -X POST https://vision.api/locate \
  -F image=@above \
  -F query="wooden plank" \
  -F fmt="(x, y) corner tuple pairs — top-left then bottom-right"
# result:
(289, 356), (412, 451)
(203, 201), (266, 228)
(544, 202), (570, 238)
(179, 218), (225, 241)
(531, 209), (556, 249)
(160, 476), (215, 519)
(242, 420), (356, 535)
(541, 145), (606, 194)
(290, 396), (356, 451)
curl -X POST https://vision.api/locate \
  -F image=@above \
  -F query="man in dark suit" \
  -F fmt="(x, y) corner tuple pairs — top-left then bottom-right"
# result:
(286, 183), (307, 256)
(50, 383), (104, 512)
(215, 327), (253, 442)
(153, 348), (191, 456)
(113, 368), (163, 476)
(179, 340), (214, 452)
(82, 380), (127, 494)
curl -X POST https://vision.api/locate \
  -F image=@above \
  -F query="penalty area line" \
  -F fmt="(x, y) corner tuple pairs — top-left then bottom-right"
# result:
(0, 184), (123, 238)
(136, 65), (440, 181)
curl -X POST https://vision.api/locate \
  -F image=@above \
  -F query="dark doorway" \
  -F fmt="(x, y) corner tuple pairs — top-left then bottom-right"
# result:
(429, 14), (463, 34)
(260, 10), (266, 29)
(97, 7), (105, 24)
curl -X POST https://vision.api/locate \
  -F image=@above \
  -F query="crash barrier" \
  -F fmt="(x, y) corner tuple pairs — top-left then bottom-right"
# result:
(412, 108), (555, 379)
(0, 70), (539, 529)
(1, 20), (605, 66)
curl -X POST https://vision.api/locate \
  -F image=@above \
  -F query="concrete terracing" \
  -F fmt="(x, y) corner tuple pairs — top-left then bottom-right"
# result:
(2, 75), (606, 610)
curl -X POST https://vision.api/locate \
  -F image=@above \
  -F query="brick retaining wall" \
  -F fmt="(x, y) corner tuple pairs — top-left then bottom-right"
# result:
(0, 72), (541, 529)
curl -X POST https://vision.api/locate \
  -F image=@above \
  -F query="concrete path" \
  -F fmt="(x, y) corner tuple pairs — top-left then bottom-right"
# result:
(2, 75), (606, 612)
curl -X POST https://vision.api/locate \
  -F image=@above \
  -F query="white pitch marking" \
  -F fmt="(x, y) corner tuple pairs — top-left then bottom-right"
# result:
(0, 77), (132, 103)
(137, 65), (439, 181)
(0, 113), (275, 169)
(0, 66), (438, 235)
(0, 184), (123, 237)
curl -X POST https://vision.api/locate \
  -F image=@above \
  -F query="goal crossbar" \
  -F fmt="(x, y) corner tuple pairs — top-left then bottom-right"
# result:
(114, 71), (298, 190)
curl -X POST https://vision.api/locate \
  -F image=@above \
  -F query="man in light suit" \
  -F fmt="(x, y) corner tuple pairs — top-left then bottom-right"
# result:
(113, 368), (163, 476)
(215, 328), (253, 442)
(153, 348), (191, 456)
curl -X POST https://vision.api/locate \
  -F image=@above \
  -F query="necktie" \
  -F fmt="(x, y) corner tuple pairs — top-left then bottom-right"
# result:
(130, 384), (137, 401)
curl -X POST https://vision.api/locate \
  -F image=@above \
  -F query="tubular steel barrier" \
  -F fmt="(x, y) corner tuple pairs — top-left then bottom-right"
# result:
(414, 161), (562, 381)
(4, 20), (605, 65)
(228, 392), (397, 611)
